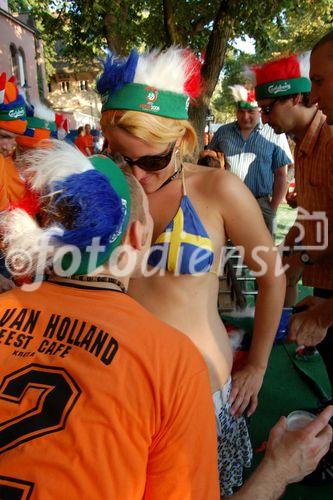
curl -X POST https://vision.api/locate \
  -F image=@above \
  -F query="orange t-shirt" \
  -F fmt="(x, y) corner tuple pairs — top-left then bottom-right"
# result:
(0, 154), (27, 211)
(84, 132), (94, 155)
(74, 135), (89, 156)
(0, 282), (219, 499)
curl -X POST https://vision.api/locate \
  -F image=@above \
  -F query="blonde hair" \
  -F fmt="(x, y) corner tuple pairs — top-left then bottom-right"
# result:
(100, 109), (198, 161)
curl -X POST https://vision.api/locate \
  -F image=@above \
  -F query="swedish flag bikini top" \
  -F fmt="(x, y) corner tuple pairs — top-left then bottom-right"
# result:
(148, 169), (216, 274)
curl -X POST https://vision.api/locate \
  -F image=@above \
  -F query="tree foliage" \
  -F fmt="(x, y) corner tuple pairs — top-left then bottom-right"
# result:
(9, 0), (333, 145)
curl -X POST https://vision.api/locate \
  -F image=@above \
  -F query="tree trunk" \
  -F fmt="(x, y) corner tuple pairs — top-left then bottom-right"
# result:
(189, 1), (233, 152)
(103, 3), (129, 56)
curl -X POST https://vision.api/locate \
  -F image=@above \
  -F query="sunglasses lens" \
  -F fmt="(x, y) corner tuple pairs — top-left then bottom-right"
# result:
(137, 155), (170, 171)
(136, 145), (174, 171)
(122, 143), (175, 171)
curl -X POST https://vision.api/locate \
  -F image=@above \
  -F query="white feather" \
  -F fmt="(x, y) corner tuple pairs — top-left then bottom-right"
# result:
(31, 101), (55, 122)
(16, 139), (93, 191)
(135, 46), (188, 93)
(1, 209), (63, 275)
(229, 84), (249, 102)
(298, 51), (311, 78)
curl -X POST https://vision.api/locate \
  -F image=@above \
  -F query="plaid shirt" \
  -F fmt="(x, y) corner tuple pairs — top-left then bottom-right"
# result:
(295, 110), (333, 290)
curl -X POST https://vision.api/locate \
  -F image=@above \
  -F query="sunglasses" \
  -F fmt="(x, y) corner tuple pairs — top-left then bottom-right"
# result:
(261, 99), (278, 116)
(122, 142), (176, 172)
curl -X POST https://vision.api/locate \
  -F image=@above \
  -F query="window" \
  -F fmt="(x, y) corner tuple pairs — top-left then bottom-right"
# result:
(17, 48), (27, 87)
(60, 81), (70, 93)
(10, 44), (19, 80)
(79, 80), (88, 91)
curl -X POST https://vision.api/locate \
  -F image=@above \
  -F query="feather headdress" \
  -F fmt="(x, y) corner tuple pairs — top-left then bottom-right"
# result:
(97, 46), (203, 119)
(229, 84), (258, 109)
(16, 95), (56, 147)
(249, 52), (311, 100)
(0, 73), (27, 134)
(1, 139), (131, 277)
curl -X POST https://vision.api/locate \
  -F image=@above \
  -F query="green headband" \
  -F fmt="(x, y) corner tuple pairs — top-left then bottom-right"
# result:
(237, 101), (258, 110)
(255, 77), (311, 100)
(26, 116), (56, 132)
(61, 156), (131, 275)
(101, 82), (190, 119)
(0, 105), (26, 121)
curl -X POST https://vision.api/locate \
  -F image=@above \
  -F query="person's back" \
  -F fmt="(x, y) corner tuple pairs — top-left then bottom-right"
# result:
(0, 281), (219, 499)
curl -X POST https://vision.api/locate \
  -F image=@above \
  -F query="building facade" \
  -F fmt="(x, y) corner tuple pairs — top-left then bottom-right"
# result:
(0, 0), (48, 102)
(47, 60), (101, 130)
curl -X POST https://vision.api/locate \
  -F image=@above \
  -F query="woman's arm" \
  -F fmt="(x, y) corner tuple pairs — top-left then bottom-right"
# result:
(214, 171), (286, 416)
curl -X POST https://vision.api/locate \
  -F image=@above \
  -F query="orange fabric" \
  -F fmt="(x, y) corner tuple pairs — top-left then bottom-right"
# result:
(85, 132), (94, 155)
(4, 79), (17, 104)
(0, 119), (26, 134)
(74, 135), (89, 156)
(0, 282), (219, 499)
(0, 154), (27, 211)
(294, 110), (333, 289)
(0, 75), (27, 134)
(16, 129), (52, 148)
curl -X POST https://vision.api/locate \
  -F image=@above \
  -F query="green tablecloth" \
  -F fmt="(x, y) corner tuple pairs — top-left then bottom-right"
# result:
(222, 315), (333, 498)
(248, 342), (332, 499)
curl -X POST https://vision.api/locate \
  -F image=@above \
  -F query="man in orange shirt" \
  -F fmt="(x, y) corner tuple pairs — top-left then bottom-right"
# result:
(0, 140), (331, 499)
(252, 52), (333, 389)
(288, 32), (333, 382)
(0, 140), (220, 499)
(84, 123), (94, 155)
(74, 126), (87, 155)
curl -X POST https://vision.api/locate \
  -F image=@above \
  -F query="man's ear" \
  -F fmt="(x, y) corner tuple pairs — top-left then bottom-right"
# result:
(126, 220), (143, 251)
(293, 94), (303, 106)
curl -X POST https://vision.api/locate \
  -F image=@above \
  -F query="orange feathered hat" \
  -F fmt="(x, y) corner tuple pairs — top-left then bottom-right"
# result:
(0, 73), (27, 134)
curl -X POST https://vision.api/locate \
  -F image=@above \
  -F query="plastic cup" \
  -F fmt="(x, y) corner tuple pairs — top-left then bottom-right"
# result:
(286, 410), (316, 431)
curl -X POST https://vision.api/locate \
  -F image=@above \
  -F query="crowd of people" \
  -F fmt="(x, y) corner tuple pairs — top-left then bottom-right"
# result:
(0, 29), (332, 499)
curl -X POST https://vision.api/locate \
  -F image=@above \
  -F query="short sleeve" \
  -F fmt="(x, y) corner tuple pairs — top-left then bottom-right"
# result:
(271, 133), (293, 172)
(144, 369), (219, 500)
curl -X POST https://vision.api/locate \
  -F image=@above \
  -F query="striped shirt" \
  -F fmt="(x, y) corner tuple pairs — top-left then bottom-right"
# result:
(209, 121), (292, 197)
(295, 110), (333, 290)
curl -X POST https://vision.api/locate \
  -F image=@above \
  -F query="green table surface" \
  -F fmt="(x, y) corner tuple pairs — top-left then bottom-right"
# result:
(247, 343), (332, 499)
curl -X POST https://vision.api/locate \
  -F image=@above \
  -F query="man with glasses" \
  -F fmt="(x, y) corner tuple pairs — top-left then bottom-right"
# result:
(253, 50), (333, 390)
(201, 84), (292, 235)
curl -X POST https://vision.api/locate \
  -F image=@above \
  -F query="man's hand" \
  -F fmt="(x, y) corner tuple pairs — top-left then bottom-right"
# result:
(229, 364), (265, 417)
(264, 406), (333, 485)
(288, 296), (332, 346)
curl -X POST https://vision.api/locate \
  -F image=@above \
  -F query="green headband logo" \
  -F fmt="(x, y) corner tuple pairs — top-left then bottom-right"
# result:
(100, 83), (189, 120)
(268, 82), (291, 95)
(255, 77), (311, 100)
(140, 86), (160, 113)
(9, 107), (25, 119)
(0, 105), (26, 121)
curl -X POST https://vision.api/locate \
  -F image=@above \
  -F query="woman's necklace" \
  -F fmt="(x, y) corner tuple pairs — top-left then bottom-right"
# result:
(158, 164), (183, 190)
(51, 274), (127, 293)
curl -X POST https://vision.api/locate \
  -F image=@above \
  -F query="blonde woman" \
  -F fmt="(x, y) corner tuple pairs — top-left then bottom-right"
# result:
(97, 47), (286, 496)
